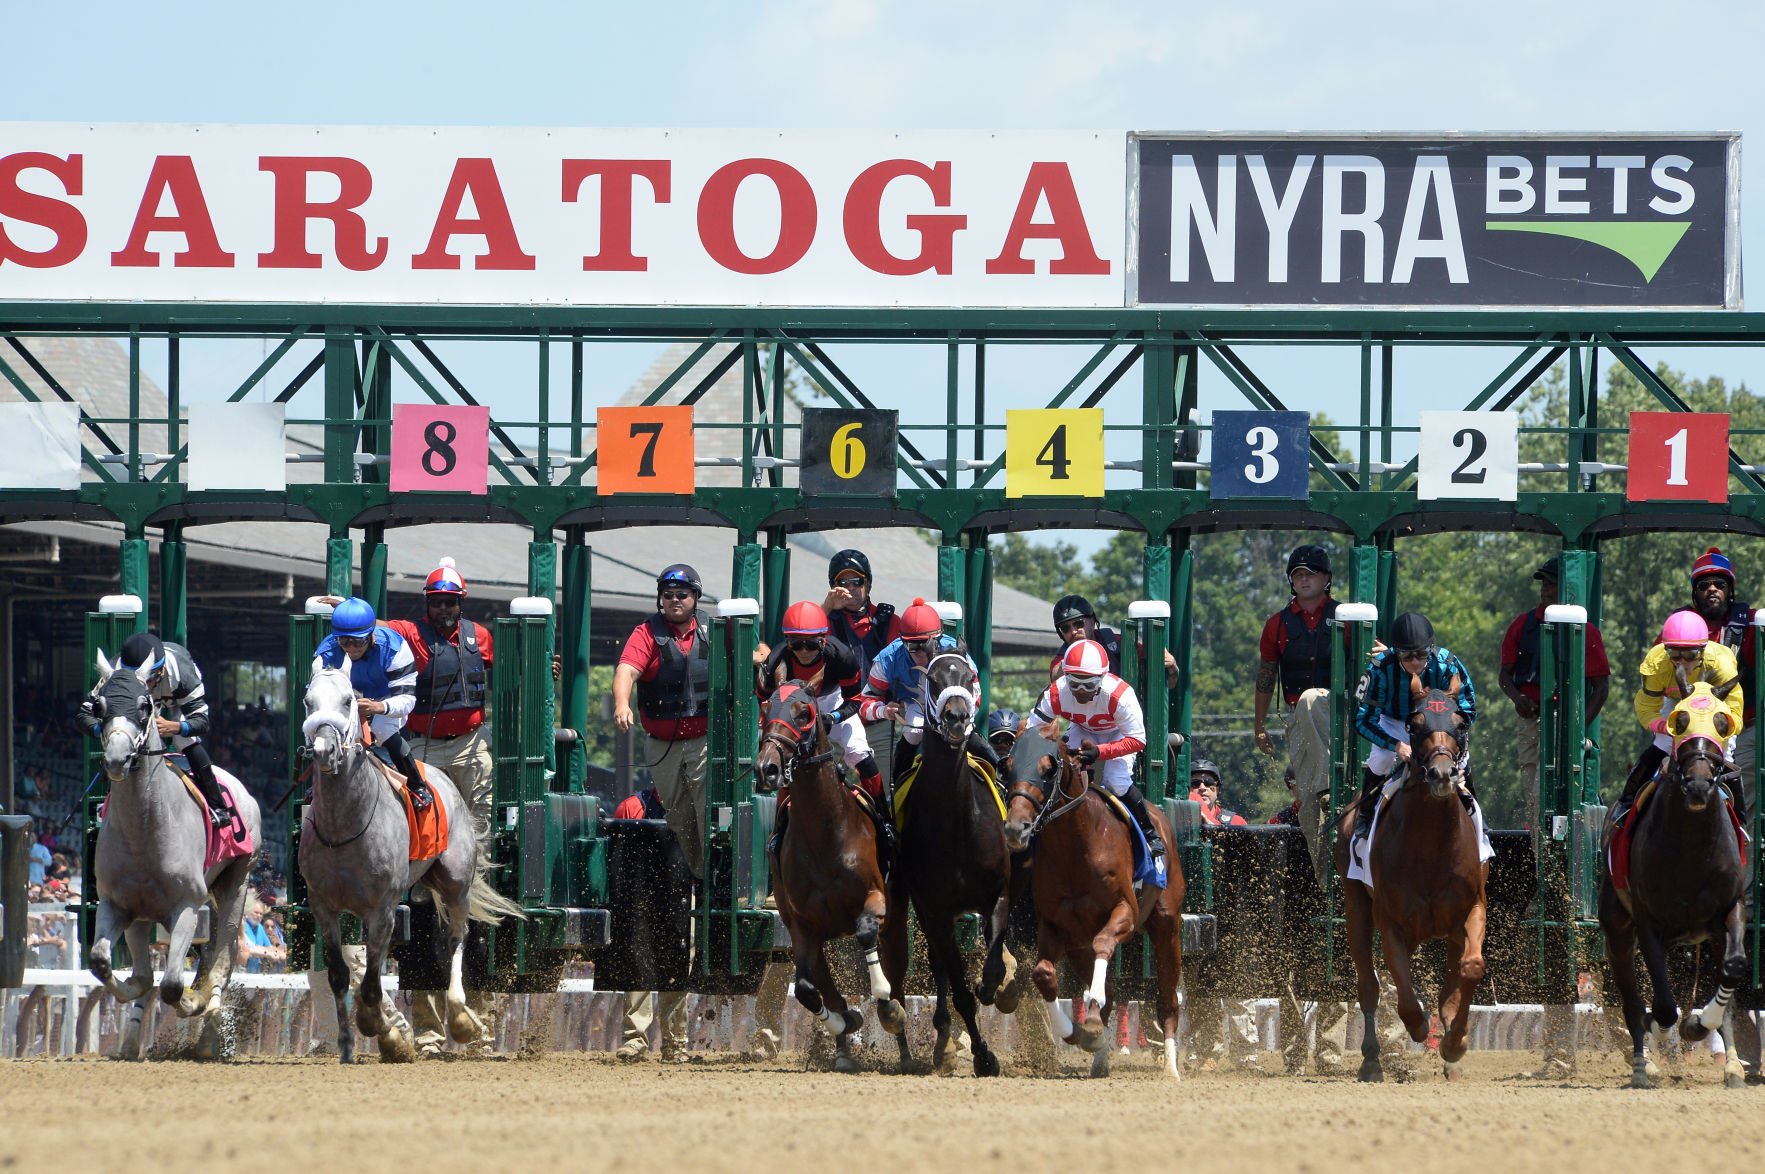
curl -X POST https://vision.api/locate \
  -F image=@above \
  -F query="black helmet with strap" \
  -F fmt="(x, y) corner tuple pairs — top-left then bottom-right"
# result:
(656, 563), (702, 596)
(1052, 594), (1095, 629)
(986, 709), (1021, 740)
(1287, 544), (1331, 578)
(1189, 758), (1221, 783)
(1390, 612), (1435, 652)
(828, 549), (871, 584)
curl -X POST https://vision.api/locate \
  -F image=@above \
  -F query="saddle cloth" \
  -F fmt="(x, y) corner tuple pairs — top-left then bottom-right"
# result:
(1090, 786), (1167, 891)
(366, 749), (451, 862)
(99, 760), (254, 874)
(1606, 778), (1746, 892)
(892, 752), (1005, 834)
(1346, 774), (1493, 891)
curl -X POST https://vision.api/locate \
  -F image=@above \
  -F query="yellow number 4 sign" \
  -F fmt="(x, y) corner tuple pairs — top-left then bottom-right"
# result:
(1006, 409), (1104, 498)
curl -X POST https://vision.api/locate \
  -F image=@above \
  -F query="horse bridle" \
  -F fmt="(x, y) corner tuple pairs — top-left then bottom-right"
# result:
(919, 651), (976, 743)
(1006, 755), (1089, 842)
(302, 681), (378, 849)
(97, 672), (168, 769)
(758, 690), (836, 788)
(1405, 694), (1467, 787)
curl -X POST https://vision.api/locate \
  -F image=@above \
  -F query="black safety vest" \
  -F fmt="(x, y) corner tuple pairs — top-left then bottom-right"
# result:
(636, 614), (710, 723)
(413, 617), (488, 715)
(1512, 608), (1544, 687)
(1717, 600), (1753, 656)
(827, 603), (896, 678)
(1278, 600), (1338, 697)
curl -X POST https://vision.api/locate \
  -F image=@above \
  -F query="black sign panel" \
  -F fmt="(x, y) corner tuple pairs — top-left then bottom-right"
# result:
(800, 408), (897, 496)
(1133, 135), (1736, 307)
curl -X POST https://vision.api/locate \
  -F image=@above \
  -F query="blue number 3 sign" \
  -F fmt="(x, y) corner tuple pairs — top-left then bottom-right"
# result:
(1210, 411), (1311, 501)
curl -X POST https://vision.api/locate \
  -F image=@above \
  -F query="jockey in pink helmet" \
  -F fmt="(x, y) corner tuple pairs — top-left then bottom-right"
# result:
(1617, 609), (1746, 815)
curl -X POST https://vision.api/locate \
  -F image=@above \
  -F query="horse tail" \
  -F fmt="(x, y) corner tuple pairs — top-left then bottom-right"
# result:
(465, 863), (527, 926)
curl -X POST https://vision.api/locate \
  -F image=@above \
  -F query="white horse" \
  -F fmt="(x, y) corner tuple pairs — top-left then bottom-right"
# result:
(299, 666), (523, 1063)
(87, 650), (263, 1060)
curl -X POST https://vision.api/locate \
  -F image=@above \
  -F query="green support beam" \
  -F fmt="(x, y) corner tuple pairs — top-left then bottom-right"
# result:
(157, 522), (187, 647)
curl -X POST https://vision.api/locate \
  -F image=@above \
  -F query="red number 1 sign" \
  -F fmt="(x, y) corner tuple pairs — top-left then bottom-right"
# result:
(1627, 412), (1729, 503)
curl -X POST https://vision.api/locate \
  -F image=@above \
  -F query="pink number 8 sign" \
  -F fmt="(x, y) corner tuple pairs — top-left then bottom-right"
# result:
(391, 404), (490, 494)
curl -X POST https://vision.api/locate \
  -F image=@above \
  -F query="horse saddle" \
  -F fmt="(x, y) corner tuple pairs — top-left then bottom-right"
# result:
(1087, 787), (1167, 891)
(1606, 778), (1746, 892)
(364, 751), (450, 862)
(892, 752), (1005, 833)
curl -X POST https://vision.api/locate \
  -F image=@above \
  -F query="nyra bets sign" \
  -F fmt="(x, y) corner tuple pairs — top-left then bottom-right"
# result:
(0, 124), (1125, 308)
(1131, 134), (1738, 308)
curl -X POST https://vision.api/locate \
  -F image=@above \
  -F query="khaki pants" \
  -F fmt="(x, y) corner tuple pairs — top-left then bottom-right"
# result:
(410, 724), (498, 1050)
(1518, 716), (1542, 849)
(1285, 688), (1333, 887)
(306, 943), (367, 1050)
(649, 735), (710, 880)
(623, 989), (688, 1054)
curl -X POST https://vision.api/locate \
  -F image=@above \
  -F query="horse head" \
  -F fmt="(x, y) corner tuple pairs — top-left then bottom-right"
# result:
(302, 666), (361, 777)
(754, 684), (824, 794)
(1003, 747), (1080, 852)
(921, 650), (977, 749)
(1407, 672), (1468, 799)
(1665, 681), (1736, 815)
(92, 649), (159, 783)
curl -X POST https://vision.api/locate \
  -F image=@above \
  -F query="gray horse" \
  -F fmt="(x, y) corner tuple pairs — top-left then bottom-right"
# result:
(299, 666), (523, 1063)
(87, 649), (263, 1061)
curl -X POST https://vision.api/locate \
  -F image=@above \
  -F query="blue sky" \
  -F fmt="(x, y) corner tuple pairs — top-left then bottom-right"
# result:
(8, 0), (1764, 551)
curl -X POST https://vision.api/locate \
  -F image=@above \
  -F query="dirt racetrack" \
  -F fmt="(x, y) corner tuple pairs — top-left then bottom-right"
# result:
(7, 1045), (1765, 1172)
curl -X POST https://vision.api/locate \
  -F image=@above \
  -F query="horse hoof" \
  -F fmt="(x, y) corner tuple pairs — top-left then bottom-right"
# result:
(1357, 1060), (1384, 1083)
(1727, 1061), (1747, 1089)
(973, 1050), (1000, 1078)
(833, 1051), (861, 1074)
(448, 1008), (481, 1044)
(993, 985), (1022, 1015)
(377, 1030), (418, 1064)
(1443, 1061), (1463, 1082)
(876, 999), (906, 1036)
(1631, 1071), (1652, 1089)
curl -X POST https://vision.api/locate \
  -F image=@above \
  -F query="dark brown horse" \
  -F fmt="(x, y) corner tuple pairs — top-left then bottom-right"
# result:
(756, 684), (902, 1073)
(1334, 673), (1486, 1082)
(877, 650), (1015, 1076)
(1600, 679), (1748, 1089)
(1004, 746), (1185, 1079)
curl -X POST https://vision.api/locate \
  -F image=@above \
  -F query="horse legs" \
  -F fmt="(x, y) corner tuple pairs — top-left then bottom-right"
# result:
(977, 890), (1016, 1009)
(855, 898), (908, 1067)
(1146, 905), (1184, 1081)
(1636, 922), (1680, 1038)
(313, 906), (356, 1065)
(1073, 902), (1134, 1052)
(159, 903), (200, 1012)
(929, 922), (999, 1078)
(1692, 900), (1749, 1088)
(1599, 887), (1654, 1088)
(436, 885), (483, 1045)
(1343, 880), (1383, 1082)
(1031, 923), (1077, 1049)
(358, 906), (416, 1063)
(876, 876), (913, 1069)
(188, 855), (254, 1020)
(791, 941), (864, 1073)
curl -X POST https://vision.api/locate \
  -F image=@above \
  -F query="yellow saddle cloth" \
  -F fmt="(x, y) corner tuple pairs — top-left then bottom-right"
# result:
(892, 753), (1005, 833)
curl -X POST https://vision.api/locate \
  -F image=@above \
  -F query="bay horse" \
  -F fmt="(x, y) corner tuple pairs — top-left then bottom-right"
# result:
(878, 649), (1016, 1076)
(300, 667), (523, 1063)
(1334, 672), (1486, 1082)
(1003, 746), (1185, 1079)
(1599, 678), (1749, 1089)
(755, 683), (904, 1072)
(86, 649), (264, 1060)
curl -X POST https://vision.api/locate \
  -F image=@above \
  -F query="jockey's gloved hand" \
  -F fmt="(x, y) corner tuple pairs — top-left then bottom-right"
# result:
(1077, 741), (1100, 766)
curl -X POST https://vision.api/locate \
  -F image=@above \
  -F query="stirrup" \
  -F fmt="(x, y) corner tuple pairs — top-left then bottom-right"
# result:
(208, 806), (235, 830)
(408, 780), (433, 810)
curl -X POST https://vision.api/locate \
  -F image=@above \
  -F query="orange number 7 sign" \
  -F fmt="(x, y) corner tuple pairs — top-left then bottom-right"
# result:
(597, 406), (694, 495)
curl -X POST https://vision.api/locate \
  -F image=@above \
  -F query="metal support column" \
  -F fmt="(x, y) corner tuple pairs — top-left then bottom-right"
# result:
(158, 521), (187, 647)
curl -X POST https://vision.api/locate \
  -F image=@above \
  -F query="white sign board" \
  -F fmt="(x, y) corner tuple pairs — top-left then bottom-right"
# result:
(0, 401), (81, 489)
(187, 402), (286, 492)
(0, 124), (1126, 308)
(1417, 411), (1519, 501)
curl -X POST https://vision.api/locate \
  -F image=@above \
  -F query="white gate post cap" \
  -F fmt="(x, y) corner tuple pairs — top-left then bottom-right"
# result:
(1334, 602), (1378, 624)
(303, 596), (336, 617)
(1543, 604), (1588, 625)
(1128, 600), (1171, 620)
(718, 598), (760, 618)
(510, 597), (553, 617)
(98, 594), (143, 614)
(933, 601), (963, 624)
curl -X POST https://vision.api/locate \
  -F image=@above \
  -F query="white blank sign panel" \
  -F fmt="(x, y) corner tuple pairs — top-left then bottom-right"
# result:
(0, 402), (82, 490)
(188, 402), (287, 492)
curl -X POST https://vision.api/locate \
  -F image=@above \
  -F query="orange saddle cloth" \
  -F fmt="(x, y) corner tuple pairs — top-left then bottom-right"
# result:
(370, 756), (450, 862)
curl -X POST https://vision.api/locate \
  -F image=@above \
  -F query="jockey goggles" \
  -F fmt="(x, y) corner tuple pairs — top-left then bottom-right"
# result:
(1667, 646), (1705, 662)
(1065, 671), (1102, 693)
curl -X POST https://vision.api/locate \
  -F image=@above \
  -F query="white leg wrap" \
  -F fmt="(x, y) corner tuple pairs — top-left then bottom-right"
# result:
(817, 1002), (842, 1025)
(1165, 1037), (1182, 1078)
(865, 951), (889, 1000)
(1048, 998), (1075, 1039)
(1700, 986), (1735, 1031)
(1086, 959), (1109, 1011)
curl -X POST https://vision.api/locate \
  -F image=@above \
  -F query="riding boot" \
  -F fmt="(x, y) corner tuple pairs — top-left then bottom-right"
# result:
(191, 761), (235, 830)
(856, 758), (895, 872)
(1616, 744), (1668, 818)
(395, 750), (433, 810)
(892, 738), (920, 786)
(768, 796), (789, 856)
(1120, 783), (1166, 860)
(1351, 767), (1384, 843)
(966, 729), (1003, 773)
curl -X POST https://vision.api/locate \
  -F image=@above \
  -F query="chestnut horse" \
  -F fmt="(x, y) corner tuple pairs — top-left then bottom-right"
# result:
(1004, 746), (1185, 1079)
(756, 684), (903, 1072)
(1334, 673), (1486, 1082)
(1599, 679), (1749, 1089)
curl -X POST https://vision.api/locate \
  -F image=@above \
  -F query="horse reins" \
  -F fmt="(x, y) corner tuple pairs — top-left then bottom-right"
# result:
(302, 687), (380, 849)
(1007, 760), (1089, 841)
(759, 693), (836, 787)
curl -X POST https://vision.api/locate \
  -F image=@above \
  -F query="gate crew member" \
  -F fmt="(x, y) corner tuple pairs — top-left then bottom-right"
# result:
(1252, 544), (1338, 886)
(1497, 556), (1610, 849)
(613, 564), (711, 880)
(80, 632), (235, 829)
(1687, 548), (1758, 812)
(824, 549), (900, 778)
(1051, 593), (1179, 686)
(857, 598), (995, 784)
(754, 601), (892, 853)
(1615, 610), (1745, 820)
(312, 597), (429, 807)
(1349, 612), (1477, 846)
(383, 558), (498, 1058)
(1031, 638), (1163, 861)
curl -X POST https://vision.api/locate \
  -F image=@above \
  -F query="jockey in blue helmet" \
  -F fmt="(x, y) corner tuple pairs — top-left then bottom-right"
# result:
(312, 597), (431, 807)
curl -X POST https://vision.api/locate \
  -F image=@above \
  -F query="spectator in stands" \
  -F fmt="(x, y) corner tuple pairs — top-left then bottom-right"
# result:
(28, 824), (52, 886)
(611, 785), (690, 1064)
(237, 898), (286, 974)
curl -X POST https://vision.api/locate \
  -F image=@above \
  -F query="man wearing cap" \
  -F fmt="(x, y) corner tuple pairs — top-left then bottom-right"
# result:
(1050, 594), (1178, 686)
(1252, 544), (1339, 887)
(383, 558), (499, 1057)
(1688, 547), (1758, 804)
(614, 563), (712, 880)
(79, 632), (236, 829)
(1497, 555), (1610, 1080)
(1498, 556), (1611, 848)
(823, 549), (901, 779)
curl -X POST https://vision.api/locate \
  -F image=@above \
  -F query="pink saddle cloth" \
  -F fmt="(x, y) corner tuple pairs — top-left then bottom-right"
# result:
(99, 766), (254, 873)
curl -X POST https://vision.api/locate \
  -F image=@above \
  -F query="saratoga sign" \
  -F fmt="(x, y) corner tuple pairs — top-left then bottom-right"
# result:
(1131, 133), (1739, 308)
(0, 125), (1125, 307)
